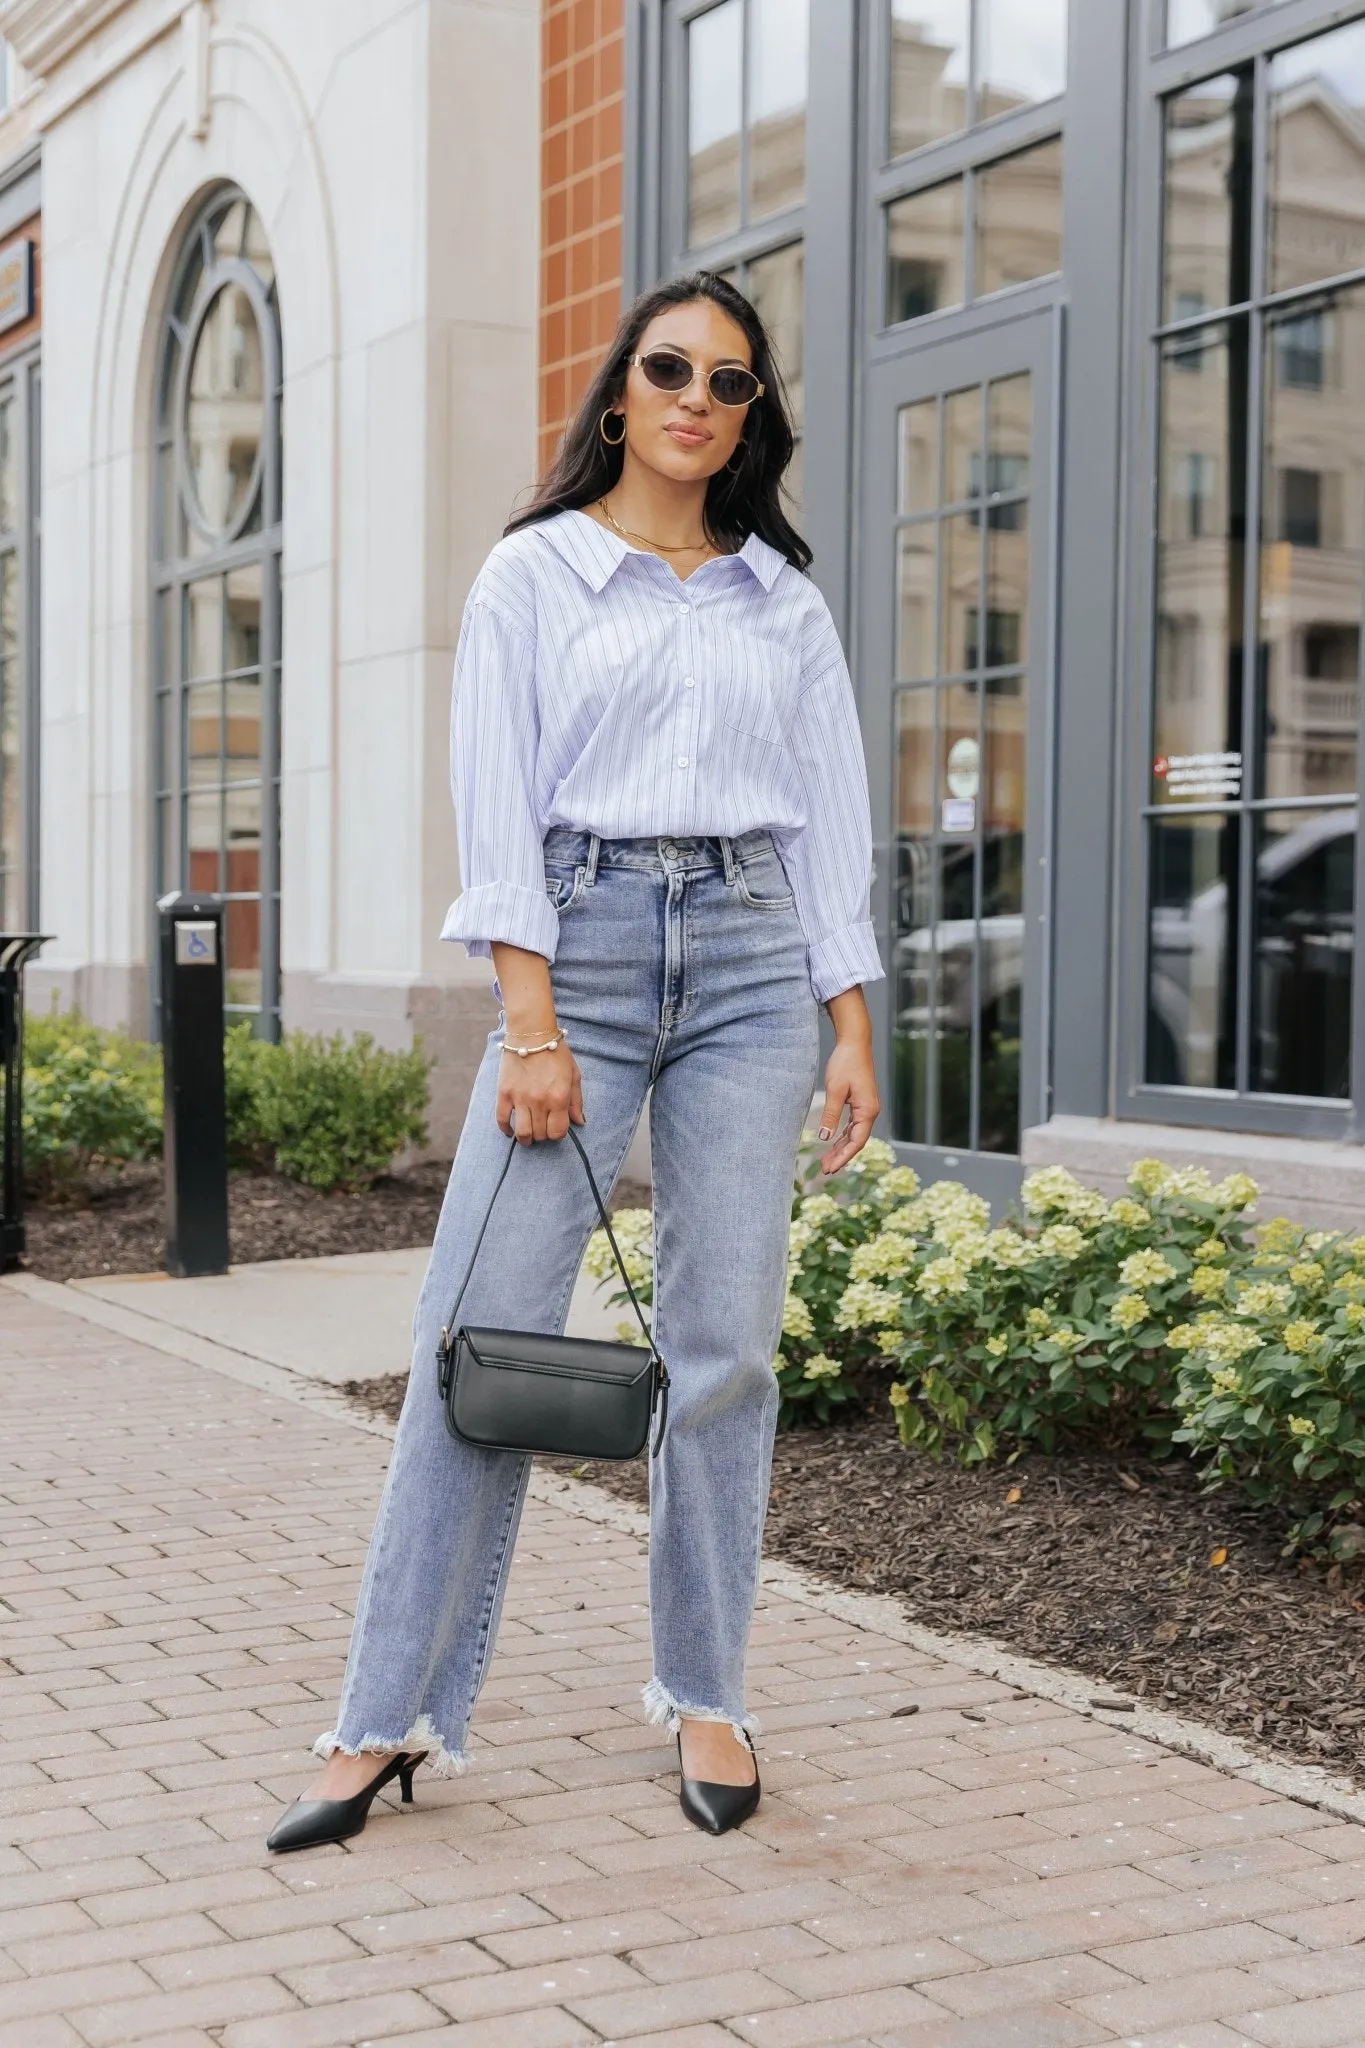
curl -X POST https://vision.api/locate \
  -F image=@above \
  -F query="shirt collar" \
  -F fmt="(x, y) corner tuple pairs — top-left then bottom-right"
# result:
(540, 509), (788, 594)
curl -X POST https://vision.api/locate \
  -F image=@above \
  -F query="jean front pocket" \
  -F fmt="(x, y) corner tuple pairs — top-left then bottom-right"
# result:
(733, 849), (795, 911)
(544, 865), (588, 914)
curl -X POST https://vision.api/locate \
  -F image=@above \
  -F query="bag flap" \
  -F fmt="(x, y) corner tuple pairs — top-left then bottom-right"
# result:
(460, 1325), (655, 1388)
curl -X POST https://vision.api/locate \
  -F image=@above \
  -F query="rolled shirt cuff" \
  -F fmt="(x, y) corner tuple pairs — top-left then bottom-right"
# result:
(441, 880), (559, 962)
(806, 920), (886, 1004)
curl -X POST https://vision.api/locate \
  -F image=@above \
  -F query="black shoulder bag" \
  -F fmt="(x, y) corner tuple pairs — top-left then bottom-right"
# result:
(435, 1125), (669, 1460)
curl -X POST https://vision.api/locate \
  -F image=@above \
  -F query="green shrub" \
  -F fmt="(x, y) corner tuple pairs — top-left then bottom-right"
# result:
(238, 1030), (431, 1191)
(21, 1005), (163, 1195)
(1171, 1216), (1365, 1555)
(223, 1022), (275, 1170)
(585, 1145), (1268, 1443)
(876, 1158), (1263, 1464)
(21, 1008), (431, 1198)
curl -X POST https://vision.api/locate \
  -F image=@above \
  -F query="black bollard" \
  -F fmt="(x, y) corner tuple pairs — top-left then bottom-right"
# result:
(0, 932), (52, 1273)
(158, 893), (229, 1277)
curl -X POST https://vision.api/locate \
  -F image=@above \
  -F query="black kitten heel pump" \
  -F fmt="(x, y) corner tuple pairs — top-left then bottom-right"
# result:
(677, 1727), (761, 1836)
(266, 1751), (422, 1854)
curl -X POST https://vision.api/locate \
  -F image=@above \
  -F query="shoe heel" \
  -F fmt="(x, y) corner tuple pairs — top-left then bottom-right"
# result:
(398, 1758), (417, 1805)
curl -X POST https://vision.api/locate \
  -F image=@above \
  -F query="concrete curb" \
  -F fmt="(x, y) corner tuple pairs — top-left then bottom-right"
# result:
(12, 1268), (1365, 1828)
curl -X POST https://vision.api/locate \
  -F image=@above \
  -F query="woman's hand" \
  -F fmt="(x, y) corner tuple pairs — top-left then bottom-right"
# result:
(491, 942), (585, 1145)
(817, 988), (880, 1176)
(497, 1041), (585, 1145)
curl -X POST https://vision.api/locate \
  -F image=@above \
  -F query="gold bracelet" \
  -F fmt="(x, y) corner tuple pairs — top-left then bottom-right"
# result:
(500, 1029), (567, 1059)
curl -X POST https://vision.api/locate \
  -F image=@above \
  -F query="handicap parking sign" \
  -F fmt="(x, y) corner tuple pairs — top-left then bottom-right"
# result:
(173, 920), (218, 966)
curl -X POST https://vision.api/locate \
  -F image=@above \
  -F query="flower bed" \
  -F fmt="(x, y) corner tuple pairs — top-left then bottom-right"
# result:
(587, 1142), (1365, 1556)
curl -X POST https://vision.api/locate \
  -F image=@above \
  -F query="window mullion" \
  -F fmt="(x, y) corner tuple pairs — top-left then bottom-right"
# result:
(1234, 54), (1270, 1096)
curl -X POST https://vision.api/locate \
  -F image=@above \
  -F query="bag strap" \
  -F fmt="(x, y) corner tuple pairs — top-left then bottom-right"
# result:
(438, 1121), (661, 1368)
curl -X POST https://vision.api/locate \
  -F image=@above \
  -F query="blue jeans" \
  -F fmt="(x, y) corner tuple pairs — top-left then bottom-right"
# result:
(318, 827), (821, 1773)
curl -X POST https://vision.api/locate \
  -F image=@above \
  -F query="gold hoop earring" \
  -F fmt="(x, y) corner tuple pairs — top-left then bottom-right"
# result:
(600, 409), (626, 447)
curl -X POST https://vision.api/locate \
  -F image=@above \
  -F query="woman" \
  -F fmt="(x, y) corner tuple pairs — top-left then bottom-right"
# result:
(267, 270), (883, 1853)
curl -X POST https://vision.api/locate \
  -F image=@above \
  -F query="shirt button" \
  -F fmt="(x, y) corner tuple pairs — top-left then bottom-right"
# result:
(682, 675), (695, 688)
(677, 755), (689, 768)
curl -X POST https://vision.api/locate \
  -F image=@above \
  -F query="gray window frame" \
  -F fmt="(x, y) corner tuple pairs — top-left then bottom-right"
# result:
(151, 184), (283, 1037)
(0, 341), (40, 932)
(0, 339), (40, 933)
(1116, 0), (1365, 1141)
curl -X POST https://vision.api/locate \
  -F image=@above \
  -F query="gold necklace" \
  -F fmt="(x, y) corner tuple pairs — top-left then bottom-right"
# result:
(597, 498), (713, 557)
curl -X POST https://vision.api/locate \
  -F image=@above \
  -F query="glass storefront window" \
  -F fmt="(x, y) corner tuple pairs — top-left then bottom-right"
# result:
(890, 0), (1065, 159)
(1147, 811), (1238, 1089)
(892, 375), (1032, 1155)
(1162, 73), (1251, 324)
(1259, 284), (1365, 803)
(747, 240), (804, 511)
(155, 190), (281, 1032)
(687, 0), (806, 248)
(889, 0), (969, 160)
(1252, 807), (1355, 1095)
(1268, 22), (1365, 295)
(747, 0), (808, 221)
(688, 1), (743, 245)
(1148, 15), (1365, 1104)
(884, 2), (1064, 327)
(1153, 321), (1247, 804)
(1167, 1), (1295, 51)
(977, 0), (1068, 123)
(887, 179), (966, 324)
(974, 138), (1064, 298)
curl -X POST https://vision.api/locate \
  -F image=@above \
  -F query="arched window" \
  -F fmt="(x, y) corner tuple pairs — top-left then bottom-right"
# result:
(153, 188), (282, 1033)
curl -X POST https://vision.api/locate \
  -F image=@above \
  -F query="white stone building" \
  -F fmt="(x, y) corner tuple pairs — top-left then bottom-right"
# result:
(0, 0), (542, 1147)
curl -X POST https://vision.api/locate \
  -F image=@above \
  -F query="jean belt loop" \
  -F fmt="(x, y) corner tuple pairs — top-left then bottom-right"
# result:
(584, 832), (602, 887)
(719, 834), (739, 887)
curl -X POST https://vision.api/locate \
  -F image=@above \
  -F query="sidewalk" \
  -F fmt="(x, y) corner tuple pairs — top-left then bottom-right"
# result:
(4, 1285), (1365, 2048)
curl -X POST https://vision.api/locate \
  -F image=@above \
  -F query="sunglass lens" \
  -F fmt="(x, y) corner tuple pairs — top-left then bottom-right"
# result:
(641, 350), (693, 392)
(710, 367), (759, 405)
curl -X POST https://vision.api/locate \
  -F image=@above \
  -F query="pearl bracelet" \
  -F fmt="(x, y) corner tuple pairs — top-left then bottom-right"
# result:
(500, 1029), (567, 1059)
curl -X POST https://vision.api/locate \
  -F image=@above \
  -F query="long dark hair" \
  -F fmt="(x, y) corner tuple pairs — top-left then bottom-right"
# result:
(505, 271), (811, 571)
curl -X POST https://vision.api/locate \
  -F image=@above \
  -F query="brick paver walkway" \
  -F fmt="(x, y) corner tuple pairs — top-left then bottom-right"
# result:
(4, 1289), (1365, 2048)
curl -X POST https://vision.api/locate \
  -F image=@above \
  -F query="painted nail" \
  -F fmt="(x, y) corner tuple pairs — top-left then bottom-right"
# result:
(819, 1126), (833, 1140)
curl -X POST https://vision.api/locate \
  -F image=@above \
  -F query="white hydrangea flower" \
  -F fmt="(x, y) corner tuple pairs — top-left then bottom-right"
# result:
(1233, 1281), (1291, 1318)
(846, 1137), (897, 1176)
(1119, 1249), (1177, 1289)
(1107, 1198), (1152, 1229)
(1110, 1292), (1150, 1333)
(917, 1257), (971, 1302)
(1211, 1172), (1259, 1210)
(875, 1165), (922, 1202)
(782, 1293), (816, 1341)
(849, 1232), (918, 1282)
(802, 1352), (842, 1381)
(1201, 1321), (1263, 1364)
(1039, 1223), (1089, 1260)
(799, 1193), (841, 1225)
(834, 1280), (904, 1330)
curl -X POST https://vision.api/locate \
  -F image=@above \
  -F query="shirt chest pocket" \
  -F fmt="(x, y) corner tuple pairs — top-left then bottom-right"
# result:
(714, 639), (788, 749)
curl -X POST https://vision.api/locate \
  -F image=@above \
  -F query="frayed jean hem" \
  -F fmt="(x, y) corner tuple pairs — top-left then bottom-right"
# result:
(642, 1676), (760, 1743)
(313, 1713), (468, 1779)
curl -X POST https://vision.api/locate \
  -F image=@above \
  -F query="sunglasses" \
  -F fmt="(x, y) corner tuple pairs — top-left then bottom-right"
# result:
(630, 348), (764, 407)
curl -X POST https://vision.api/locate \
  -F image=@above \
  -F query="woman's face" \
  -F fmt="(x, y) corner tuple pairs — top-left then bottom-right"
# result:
(610, 298), (755, 485)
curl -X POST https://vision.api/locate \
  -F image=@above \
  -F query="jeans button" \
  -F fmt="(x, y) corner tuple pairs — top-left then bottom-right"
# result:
(662, 840), (678, 859)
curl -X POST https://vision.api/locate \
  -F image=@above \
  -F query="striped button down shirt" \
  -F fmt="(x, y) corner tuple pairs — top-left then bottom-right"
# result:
(441, 507), (885, 1003)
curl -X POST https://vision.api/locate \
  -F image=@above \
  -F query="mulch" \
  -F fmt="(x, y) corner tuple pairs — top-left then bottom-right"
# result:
(18, 1161), (655, 1283)
(342, 1372), (1365, 1788)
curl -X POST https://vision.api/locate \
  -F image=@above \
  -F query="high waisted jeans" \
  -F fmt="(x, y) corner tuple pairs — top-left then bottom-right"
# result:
(317, 826), (821, 1773)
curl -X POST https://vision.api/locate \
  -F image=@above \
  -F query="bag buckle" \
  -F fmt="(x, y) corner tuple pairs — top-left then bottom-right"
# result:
(650, 1358), (670, 1459)
(437, 1327), (454, 1400)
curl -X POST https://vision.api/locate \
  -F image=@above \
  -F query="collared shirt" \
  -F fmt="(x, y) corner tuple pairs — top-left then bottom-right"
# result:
(441, 507), (885, 1003)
